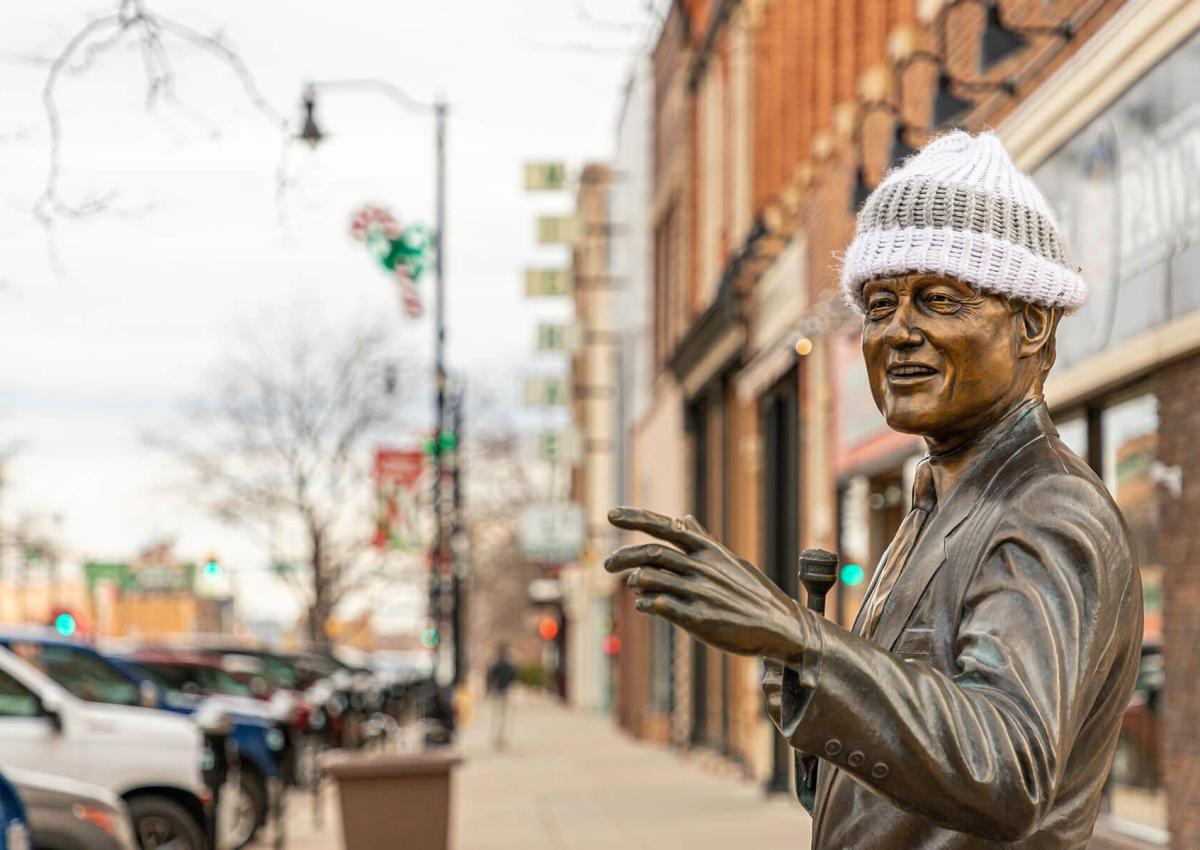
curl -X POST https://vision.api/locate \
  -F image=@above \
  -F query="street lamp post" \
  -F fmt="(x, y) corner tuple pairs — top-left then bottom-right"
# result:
(297, 81), (462, 691)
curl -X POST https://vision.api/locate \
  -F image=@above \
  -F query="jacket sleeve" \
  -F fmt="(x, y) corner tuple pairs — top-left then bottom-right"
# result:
(779, 474), (1134, 841)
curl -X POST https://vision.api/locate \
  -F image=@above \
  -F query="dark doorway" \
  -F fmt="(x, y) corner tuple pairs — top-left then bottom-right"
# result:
(761, 368), (800, 793)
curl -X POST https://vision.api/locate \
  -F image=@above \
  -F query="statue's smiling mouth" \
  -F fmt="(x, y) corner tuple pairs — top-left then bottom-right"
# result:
(887, 362), (939, 382)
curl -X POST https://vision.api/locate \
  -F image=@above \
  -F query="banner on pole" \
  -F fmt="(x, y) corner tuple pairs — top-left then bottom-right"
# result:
(523, 375), (570, 407)
(373, 448), (425, 550)
(525, 268), (572, 297)
(537, 215), (583, 245)
(536, 322), (582, 353)
(524, 162), (568, 191)
(528, 429), (582, 464)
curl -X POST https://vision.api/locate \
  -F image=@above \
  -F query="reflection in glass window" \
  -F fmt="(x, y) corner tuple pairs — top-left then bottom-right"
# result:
(0, 669), (40, 717)
(1034, 28), (1200, 371)
(1100, 394), (1165, 834)
(10, 643), (139, 707)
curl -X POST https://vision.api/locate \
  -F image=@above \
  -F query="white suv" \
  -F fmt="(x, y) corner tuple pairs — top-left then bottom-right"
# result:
(0, 647), (214, 849)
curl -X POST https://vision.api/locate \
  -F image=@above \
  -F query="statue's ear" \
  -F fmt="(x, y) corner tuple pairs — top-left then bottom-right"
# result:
(1017, 301), (1058, 361)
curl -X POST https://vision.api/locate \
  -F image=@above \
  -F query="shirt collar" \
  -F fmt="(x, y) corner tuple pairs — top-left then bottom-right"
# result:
(914, 397), (1046, 511)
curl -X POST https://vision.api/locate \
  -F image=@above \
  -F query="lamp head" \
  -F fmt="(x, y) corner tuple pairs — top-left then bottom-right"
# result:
(298, 84), (324, 149)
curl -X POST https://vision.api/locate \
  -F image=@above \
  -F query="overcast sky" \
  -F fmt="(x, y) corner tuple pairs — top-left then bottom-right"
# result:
(0, 0), (657, 625)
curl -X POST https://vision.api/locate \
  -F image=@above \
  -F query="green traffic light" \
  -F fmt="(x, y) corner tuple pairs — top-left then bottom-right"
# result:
(840, 563), (865, 586)
(54, 613), (77, 638)
(203, 560), (222, 578)
(422, 431), (457, 456)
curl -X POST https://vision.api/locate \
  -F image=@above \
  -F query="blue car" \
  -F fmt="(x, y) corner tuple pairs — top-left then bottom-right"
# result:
(0, 771), (31, 850)
(0, 630), (280, 849)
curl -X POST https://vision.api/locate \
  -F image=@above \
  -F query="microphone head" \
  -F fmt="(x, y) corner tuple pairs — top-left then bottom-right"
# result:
(798, 548), (839, 593)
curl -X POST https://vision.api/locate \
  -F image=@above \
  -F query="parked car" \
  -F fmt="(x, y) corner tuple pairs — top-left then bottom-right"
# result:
(105, 657), (282, 849)
(8, 768), (136, 850)
(0, 770), (31, 850)
(168, 645), (346, 784)
(0, 646), (213, 850)
(285, 650), (386, 748)
(0, 632), (276, 850)
(116, 648), (314, 788)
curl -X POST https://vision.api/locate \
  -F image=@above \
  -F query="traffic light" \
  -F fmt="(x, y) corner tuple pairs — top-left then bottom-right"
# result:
(839, 563), (865, 587)
(420, 628), (440, 649)
(538, 617), (559, 641)
(602, 634), (621, 655)
(202, 559), (223, 581)
(421, 430), (457, 457)
(52, 611), (77, 638)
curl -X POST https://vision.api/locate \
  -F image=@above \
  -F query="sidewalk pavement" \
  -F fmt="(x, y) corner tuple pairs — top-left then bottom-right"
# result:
(456, 688), (813, 849)
(249, 785), (343, 850)
(255, 687), (813, 849)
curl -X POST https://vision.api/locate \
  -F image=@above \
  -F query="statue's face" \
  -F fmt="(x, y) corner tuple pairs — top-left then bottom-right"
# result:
(861, 274), (1027, 443)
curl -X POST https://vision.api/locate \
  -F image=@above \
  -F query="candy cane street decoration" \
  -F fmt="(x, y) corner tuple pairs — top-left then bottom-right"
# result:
(349, 204), (432, 319)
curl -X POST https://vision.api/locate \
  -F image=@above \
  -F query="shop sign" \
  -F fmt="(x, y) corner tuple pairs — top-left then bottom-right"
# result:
(519, 503), (584, 563)
(1034, 29), (1200, 369)
(751, 235), (807, 353)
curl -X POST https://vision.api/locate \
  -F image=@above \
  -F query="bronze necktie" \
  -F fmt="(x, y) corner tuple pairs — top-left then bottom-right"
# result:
(861, 462), (938, 641)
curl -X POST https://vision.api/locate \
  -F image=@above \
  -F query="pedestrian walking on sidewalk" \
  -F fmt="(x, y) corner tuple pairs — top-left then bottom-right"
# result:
(486, 644), (517, 750)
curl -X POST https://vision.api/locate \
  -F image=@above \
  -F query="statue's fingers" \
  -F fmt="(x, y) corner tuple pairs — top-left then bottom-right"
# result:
(627, 566), (692, 597)
(679, 514), (712, 538)
(633, 593), (697, 629)
(604, 543), (701, 575)
(607, 507), (706, 552)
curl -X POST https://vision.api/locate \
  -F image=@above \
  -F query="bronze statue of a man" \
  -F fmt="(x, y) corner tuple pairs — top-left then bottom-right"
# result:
(605, 131), (1142, 847)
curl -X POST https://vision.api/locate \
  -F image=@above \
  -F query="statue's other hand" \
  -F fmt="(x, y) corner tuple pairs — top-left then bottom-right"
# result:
(605, 506), (813, 662)
(762, 658), (784, 729)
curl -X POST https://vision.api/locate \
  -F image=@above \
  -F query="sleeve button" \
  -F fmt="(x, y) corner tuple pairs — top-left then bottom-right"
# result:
(847, 750), (865, 767)
(871, 762), (889, 779)
(824, 739), (842, 756)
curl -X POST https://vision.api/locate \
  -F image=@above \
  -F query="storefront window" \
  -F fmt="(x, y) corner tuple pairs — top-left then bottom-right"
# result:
(1034, 28), (1200, 372)
(1055, 416), (1088, 461)
(1100, 394), (1166, 836)
(650, 618), (673, 712)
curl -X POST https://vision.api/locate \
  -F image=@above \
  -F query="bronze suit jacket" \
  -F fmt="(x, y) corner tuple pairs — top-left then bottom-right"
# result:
(778, 404), (1142, 848)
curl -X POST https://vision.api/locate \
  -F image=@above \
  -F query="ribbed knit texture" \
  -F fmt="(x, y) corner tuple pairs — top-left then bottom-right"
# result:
(840, 130), (1087, 313)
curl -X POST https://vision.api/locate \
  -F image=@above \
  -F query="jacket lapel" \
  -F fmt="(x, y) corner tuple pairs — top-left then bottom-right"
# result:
(849, 535), (898, 637)
(869, 403), (1056, 654)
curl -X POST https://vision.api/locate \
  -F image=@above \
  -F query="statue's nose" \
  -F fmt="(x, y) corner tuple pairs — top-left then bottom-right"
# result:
(883, 299), (923, 348)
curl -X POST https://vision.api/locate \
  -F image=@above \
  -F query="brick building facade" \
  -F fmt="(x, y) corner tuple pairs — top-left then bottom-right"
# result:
(608, 0), (1200, 846)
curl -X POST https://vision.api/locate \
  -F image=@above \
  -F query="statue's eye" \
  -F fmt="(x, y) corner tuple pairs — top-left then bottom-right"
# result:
(865, 297), (895, 319)
(924, 292), (960, 312)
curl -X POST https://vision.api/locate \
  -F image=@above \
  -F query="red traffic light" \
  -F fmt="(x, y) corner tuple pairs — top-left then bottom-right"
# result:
(538, 617), (559, 641)
(602, 634), (621, 655)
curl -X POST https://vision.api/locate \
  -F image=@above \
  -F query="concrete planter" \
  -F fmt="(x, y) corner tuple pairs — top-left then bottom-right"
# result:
(323, 751), (462, 850)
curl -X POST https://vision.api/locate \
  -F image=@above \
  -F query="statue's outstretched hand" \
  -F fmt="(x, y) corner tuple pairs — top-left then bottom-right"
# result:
(606, 507), (814, 662)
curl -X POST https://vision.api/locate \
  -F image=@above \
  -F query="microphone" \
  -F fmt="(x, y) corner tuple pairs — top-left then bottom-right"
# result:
(792, 547), (839, 806)
(799, 547), (839, 617)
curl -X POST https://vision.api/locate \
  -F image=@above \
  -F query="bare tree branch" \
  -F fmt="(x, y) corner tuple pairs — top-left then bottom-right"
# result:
(155, 319), (413, 642)
(28, 0), (292, 271)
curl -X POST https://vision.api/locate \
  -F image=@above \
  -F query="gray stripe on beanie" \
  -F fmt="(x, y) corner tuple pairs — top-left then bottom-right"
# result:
(859, 179), (1070, 267)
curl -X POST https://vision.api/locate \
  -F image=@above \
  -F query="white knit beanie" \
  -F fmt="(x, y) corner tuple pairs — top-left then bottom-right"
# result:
(840, 130), (1086, 313)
